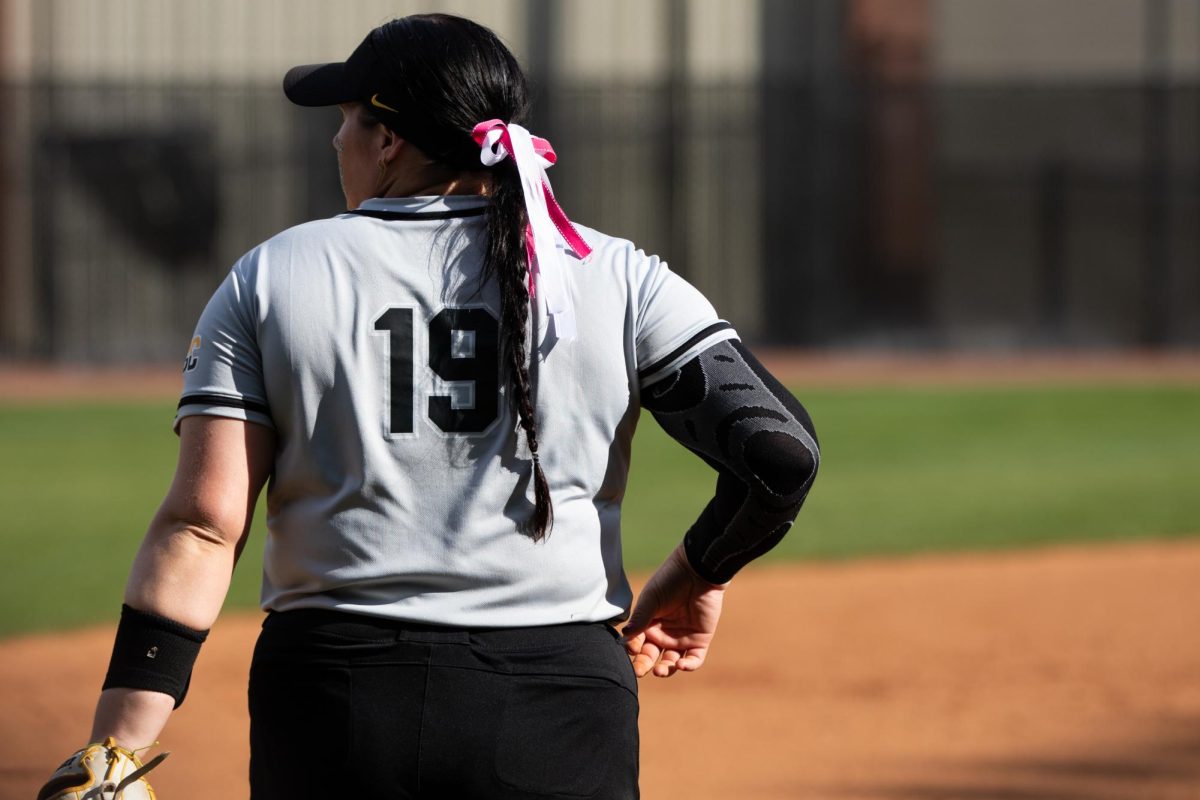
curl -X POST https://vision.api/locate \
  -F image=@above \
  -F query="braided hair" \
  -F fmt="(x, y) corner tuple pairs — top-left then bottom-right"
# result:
(368, 14), (553, 540)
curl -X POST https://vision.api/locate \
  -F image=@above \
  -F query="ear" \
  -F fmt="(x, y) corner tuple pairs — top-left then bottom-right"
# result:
(379, 127), (406, 165)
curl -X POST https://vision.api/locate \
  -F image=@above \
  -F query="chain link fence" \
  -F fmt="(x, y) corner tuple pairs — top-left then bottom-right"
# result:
(1, 0), (1196, 362)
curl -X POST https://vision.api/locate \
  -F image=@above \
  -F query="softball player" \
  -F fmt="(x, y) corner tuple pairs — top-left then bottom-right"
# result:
(39, 13), (818, 800)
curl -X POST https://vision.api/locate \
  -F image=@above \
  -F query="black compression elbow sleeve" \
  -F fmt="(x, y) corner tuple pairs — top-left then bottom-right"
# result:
(642, 339), (819, 584)
(103, 604), (209, 708)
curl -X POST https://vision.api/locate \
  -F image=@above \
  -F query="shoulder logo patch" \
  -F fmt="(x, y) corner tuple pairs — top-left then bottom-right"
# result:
(183, 335), (202, 373)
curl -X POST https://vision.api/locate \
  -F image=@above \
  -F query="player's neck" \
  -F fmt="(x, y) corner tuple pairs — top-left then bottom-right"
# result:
(378, 155), (490, 199)
(381, 176), (489, 197)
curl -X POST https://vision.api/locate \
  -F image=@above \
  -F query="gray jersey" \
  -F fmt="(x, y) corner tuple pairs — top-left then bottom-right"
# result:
(177, 195), (737, 627)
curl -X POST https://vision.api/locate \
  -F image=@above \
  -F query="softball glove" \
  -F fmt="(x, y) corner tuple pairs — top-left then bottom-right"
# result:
(37, 737), (168, 800)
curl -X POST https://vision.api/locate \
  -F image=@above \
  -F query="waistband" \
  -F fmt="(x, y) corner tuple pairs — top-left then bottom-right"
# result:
(261, 607), (622, 649)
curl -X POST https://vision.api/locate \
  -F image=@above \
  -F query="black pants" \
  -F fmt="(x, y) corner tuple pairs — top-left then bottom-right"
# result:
(248, 609), (639, 799)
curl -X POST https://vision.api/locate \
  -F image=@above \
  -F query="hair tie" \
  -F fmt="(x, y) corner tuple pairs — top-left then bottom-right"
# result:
(471, 120), (592, 342)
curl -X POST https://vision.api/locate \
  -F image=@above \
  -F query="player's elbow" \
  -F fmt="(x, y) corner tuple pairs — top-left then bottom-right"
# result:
(149, 495), (248, 553)
(791, 442), (819, 500)
(744, 428), (819, 508)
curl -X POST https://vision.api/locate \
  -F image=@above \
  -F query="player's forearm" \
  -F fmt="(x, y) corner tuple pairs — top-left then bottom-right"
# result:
(682, 467), (811, 584)
(88, 517), (242, 747)
(90, 688), (175, 750)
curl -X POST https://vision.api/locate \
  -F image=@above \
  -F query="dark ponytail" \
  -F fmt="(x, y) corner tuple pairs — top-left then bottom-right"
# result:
(372, 14), (553, 540)
(486, 164), (554, 541)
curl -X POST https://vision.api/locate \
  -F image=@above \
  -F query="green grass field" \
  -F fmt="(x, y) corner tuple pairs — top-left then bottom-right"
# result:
(2, 384), (1198, 638)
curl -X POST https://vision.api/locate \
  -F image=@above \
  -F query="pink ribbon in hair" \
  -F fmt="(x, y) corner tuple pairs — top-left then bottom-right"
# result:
(472, 119), (592, 341)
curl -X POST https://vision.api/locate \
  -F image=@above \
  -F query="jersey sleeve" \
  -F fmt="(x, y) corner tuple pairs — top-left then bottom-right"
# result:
(633, 256), (738, 389)
(173, 255), (273, 433)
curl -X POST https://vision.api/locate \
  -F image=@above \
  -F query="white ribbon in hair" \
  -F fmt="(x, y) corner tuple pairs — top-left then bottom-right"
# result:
(472, 119), (592, 342)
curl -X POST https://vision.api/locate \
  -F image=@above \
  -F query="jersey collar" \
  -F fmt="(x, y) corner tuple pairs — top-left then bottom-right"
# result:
(354, 196), (488, 216)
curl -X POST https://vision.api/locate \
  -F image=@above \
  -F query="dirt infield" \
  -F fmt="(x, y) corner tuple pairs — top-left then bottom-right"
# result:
(4, 357), (1199, 798)
(2, 350), (1200, 402)
(3, 539), (1198, 799)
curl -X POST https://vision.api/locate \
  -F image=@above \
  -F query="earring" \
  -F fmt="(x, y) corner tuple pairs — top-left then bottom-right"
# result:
(378, 159), (387, 178)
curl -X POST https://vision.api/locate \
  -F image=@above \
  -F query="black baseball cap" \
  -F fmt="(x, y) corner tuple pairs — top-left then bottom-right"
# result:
(282, 18), (498, 169)
(283, 29), (395, 110)
(282, 24), (466, 164)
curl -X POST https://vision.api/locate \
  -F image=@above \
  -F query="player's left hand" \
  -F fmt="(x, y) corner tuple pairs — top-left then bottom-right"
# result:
(37, 737), (168, 800)
(622, 543), (727, 678)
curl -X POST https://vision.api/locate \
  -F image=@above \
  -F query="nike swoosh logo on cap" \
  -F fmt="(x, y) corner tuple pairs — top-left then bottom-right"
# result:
(370, 94), (399, 113)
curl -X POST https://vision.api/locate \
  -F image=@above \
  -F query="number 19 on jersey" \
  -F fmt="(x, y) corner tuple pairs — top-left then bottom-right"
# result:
(373, 306), (500, 437)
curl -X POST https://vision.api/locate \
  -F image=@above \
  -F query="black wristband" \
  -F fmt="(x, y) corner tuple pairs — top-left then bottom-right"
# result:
(103, 604), (209, 709)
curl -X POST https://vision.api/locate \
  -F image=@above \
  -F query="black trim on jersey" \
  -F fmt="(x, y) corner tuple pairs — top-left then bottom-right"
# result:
(178, 393), (271, 416)
(637, 321), (734, 383)
(348, 207), (487, 221)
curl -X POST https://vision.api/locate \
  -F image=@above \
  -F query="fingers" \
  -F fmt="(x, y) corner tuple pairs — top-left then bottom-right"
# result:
(628, 641), (695, 678)
(676, 648), (707, 672)
(630, 639), (661, 678)
(652, 649), (681, 678)
(626, 628), (712, 678)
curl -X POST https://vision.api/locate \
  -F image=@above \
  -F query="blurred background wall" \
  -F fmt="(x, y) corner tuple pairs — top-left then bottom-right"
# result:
(0, 0), (1197, 362)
